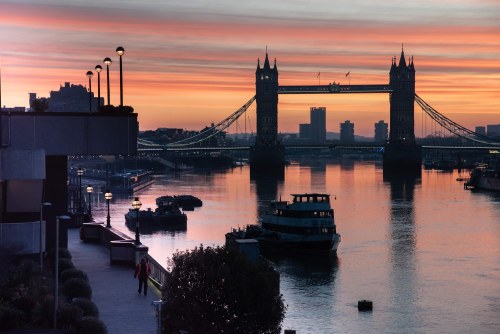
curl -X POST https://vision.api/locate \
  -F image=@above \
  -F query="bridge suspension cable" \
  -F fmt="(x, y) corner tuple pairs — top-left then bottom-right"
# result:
(415, 94), (499, 145)
(167, 95), (256, 147)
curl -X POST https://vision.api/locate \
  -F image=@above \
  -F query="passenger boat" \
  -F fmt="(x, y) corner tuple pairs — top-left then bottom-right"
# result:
(465, 159), (500, 192)
(227, 193), (341, 252)
(125, 196), (187, 227)
(108, 169), (154, 194)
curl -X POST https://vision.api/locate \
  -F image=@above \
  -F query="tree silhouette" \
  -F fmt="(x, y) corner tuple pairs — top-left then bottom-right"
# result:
(161, 245), (285, 334)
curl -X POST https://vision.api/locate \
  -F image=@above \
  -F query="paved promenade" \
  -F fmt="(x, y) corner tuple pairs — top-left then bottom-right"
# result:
(68, 228), (160, 334)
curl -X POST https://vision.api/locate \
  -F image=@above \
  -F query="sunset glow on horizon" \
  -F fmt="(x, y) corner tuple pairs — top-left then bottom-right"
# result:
(1, 0), (499, 136)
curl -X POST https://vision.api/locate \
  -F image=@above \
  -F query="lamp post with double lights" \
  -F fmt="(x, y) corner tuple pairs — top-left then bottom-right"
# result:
(86, 185), (93, 221)
(95, 65), (102, 111)
(86, 71), (93, 112)
(132, 197), (142, 244)
(105, 190), (112, 228)
(116, 46), (125, 112)
(77, 167), (84, 213)
(103, 57), (112, 106)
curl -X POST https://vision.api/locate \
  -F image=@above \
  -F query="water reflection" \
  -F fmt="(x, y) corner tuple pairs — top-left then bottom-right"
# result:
(265, 252), (339, 286)
(384, 173), (421, 330)
(124, 219), (187, 235)
(250, 167), (284, 221)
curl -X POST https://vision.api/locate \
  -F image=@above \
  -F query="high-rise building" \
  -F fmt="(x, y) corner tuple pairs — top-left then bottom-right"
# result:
(475, 126), (486, 136)
(310, 107), (326, 144)
(374, 120), (388, 143)
(340, 120), (355, 144)
(487, 124), (500, 138)
(299, 123), (311, 140)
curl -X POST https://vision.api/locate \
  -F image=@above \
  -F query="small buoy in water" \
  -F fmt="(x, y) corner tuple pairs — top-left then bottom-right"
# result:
(358, 300), (373, 311)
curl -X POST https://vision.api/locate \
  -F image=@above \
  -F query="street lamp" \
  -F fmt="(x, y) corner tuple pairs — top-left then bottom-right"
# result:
(105, 190), (112, 228)
(86, 71), (93, 112)
(116, 46), (125, 112)
(39, 202), (52, 273)
(86, 185), (93, 220)
(77, 167), (84, 213)
(95, 65), (102, 111)
(132, 197), (142, 245)
(103, 57), (112, 106)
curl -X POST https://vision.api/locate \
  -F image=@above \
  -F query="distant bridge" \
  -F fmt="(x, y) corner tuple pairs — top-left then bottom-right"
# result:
(137, 93), (499, 153)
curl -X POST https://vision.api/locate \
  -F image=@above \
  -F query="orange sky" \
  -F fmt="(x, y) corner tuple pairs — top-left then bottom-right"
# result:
(1, 0), (499, 136)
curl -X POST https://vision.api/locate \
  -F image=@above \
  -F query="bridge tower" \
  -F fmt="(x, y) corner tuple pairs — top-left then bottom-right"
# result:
(250, 52), (285, 167)
(384, 47), (422, 172)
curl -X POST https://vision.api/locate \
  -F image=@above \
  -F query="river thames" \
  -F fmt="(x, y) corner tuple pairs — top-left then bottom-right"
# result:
(91, 159), (500, 333)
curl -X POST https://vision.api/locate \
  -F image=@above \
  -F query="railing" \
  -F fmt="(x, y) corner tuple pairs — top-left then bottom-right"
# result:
(146, 254), (169, 289)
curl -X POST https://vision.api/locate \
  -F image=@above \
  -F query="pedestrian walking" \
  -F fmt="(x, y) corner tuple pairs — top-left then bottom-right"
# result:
(134, 257), (151, 296)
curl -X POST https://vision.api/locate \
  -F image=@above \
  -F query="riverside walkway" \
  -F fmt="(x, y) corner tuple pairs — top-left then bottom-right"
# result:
(68, 228), (160, 334)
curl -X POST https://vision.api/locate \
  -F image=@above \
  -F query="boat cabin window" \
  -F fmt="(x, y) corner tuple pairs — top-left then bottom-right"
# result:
(292, 194), (330, 203)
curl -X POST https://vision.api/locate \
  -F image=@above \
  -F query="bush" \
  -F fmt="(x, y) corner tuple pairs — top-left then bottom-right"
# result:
(62, 278), (92, 300)
(57, 303), (83, 332)
(32, 295), (54, 327)
(48, 248), (73, 261)
(61, 268), (89, 284)
(72, 298), (99, 317)
(78, 316), (107, 334)
(12, 294), (36, 318)
(0, 304), (25, 331)
(58, 258), (76, 277)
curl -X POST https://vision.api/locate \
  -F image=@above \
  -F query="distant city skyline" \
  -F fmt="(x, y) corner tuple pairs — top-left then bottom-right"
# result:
(1, 0), (499, 136)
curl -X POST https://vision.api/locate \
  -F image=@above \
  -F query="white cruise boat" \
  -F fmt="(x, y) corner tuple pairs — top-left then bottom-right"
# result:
(227, 193), (341, 252)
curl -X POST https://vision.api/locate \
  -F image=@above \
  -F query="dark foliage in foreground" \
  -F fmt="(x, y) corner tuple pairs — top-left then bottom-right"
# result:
(161, 245), (286, 334)
(0, 246), (106, 333)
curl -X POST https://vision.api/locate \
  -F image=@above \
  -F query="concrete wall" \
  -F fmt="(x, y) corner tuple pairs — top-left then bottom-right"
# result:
(1, 112), (137, 155)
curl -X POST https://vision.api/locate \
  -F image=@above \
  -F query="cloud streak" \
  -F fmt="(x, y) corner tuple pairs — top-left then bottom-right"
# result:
(1, 0), (499, 135)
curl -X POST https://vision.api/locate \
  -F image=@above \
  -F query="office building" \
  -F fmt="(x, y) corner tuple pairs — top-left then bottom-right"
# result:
(475, 126), (486, 136)
(487, 124), (500, 138)
(340, 120), (355, 144)
(310, 107), (326, 144)
(299, 124), (311, 140)
(374, 120), (388, 143)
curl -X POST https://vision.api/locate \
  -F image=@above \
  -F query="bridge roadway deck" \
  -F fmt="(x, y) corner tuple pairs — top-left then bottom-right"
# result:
(68, 228), (160, 334)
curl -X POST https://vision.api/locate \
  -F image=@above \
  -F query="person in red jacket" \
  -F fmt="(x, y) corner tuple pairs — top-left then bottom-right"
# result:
(134, 257), (151, 296)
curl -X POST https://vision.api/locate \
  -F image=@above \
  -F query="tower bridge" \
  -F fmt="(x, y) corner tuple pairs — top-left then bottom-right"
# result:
(252, 47), (418, 171)
(143, 48), (498, 171)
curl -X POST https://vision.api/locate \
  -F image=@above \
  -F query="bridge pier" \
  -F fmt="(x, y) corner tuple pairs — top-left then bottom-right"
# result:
(250, 144), (285, 168)
(383, 144), (422, 173)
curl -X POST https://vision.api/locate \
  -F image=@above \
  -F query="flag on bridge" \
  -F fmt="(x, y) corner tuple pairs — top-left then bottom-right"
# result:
(317, 72), (320, 77)
(346, 72), (350, 77)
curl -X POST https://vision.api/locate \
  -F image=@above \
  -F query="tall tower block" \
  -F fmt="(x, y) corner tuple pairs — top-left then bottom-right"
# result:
(250, 52), (285, 168)
(383, 47), (422, 173)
